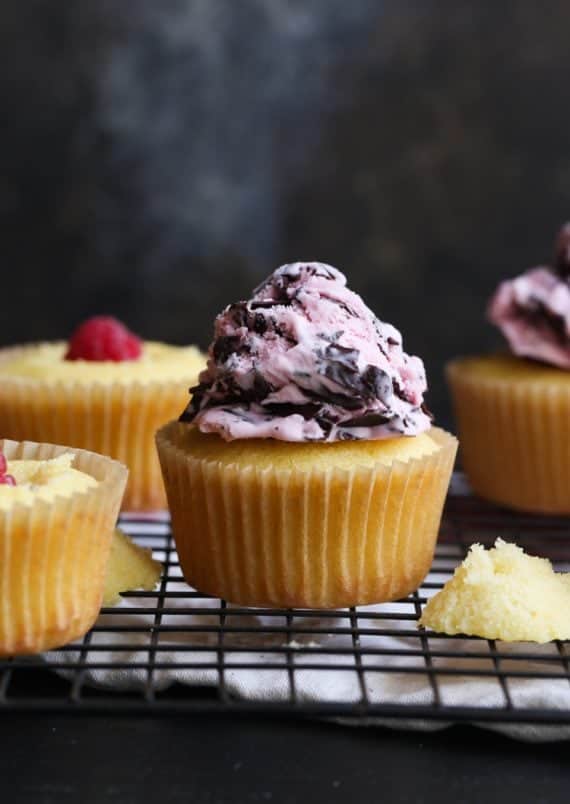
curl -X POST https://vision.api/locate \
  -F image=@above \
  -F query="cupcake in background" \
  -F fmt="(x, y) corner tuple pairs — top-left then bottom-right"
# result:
(0, 317), (205, 510)
(448, 223), (570, 513)
(157, 262), (457, 608)
(0, 439), (127, 655)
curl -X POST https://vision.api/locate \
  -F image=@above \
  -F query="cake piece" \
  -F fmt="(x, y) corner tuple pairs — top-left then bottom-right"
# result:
(103, 528), (161, 605)
(419, 539), (570, 643)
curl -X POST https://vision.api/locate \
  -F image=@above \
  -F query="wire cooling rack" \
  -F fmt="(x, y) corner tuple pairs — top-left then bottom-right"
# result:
(0, 475), (569, 725)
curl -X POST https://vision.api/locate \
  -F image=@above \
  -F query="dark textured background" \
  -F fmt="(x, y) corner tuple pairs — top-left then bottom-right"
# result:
(2, 0), (570, 425)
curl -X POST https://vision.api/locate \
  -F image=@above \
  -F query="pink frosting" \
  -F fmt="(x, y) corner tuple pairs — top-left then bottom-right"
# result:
(181, 262), (431, 442)
(488, 267), (570, 369)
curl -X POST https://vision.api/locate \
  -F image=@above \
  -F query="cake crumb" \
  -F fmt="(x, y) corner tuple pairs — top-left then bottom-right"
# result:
(419, 539), (570, 643)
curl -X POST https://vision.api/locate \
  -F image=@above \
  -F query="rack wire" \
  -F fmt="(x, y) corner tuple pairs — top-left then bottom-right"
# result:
(0, 475), (569, 725)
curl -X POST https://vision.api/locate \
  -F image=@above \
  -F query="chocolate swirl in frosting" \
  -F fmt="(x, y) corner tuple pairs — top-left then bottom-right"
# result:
(488, 224), (570, 369)
(181, 262), (432, 441)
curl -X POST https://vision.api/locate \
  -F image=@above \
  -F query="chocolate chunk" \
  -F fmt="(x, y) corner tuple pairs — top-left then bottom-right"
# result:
(337, 430), (359, 441)
(322, 362), (357, 392)
(253, 266), (299, 296)
(324, 342), (359, 367)
(320, 294), (359, 319)
(342, 412), (392, 428)
(250, 299), (292, 310)
(226, 302), (249, 328)
(362, 366), (392, 400)
(315, 415), (334, 436)
(319, 330), (344, 343)
(179, 381), (207, 421)
(253, 372), (273, 399)
(213, 336), (241, 364)
(305, 385), (363, 410)
(179, 407), (194, 422)
(221, 407), (256, 422)
(517, 302), (569, 345)
(275, 262), (338, 284)
(252, 313), (267, 335)
(273, 324), (297, 344)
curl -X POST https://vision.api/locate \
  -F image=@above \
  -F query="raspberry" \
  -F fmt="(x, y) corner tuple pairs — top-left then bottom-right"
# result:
(65, 316), (142, 362)
(0, 453), (16, 486)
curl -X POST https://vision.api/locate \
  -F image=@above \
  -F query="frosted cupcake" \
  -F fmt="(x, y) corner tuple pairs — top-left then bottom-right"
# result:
(0, 317), (204, 510)
(448, 224), (570, 513)
(0, 440), (127, 655)
(157, 262), (457, 608)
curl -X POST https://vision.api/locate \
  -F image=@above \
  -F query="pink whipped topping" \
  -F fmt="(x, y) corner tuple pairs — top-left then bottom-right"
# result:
(181, 262), (431, 442)
(488, 224), (570, 369)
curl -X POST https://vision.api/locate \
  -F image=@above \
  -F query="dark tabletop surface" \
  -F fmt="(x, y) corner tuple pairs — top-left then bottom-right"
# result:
(2, 713), (568, 804)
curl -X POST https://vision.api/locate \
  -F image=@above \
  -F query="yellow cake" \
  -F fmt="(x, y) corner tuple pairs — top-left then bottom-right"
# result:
(419, 539), (570, 642)
(157, 422), (457, 607)
(0, 338), (205, 510)
(0, 453), (96, 508)
(448, 355), (570, 513)
(0, 341), (203, 384)
(103, 528), (161, 605)
(0, 440), (127, 655)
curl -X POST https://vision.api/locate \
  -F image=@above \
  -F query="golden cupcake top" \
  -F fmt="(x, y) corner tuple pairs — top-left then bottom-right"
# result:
(0, 316), (205, 385)
(447, 353), (570, 386)
(0, 452), (97, 509)
(172, 423), (440, 471)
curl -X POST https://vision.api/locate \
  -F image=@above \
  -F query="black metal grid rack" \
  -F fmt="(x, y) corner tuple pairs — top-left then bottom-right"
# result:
(0, 476), (569, 726)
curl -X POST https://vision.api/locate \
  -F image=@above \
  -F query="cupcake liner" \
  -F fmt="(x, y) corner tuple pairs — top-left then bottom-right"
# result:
(0, 344), (193, 510)
(447, 359), (570, 513)
(0, 439), (127, 655)
(156, 422), (457, 608)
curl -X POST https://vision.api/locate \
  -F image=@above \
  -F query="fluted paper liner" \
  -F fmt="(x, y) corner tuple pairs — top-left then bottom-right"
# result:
(0, 439), (127, 655)
(0, 344), (194, 510)
(156, 423), (457, 608)
(448, 359), (570, 514)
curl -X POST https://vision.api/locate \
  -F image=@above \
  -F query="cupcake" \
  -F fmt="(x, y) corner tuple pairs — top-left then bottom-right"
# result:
(0, 316), (205, 510)
(0, 440), (127, 655)
(448, 224), (570, 513)
(157, 262), (457, 608)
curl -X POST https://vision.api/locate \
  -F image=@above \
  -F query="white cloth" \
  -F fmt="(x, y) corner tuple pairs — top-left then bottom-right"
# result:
(48, 512), (570, 743)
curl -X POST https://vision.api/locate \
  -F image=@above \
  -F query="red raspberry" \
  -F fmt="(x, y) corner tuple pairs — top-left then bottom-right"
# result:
(0, 453), (16, 485)
(65, 316), (142, 362)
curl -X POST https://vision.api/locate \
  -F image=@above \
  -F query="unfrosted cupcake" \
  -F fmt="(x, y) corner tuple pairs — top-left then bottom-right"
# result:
(0, 440), (127, 655)
(157, 262), (457, 608)
(448, 224), (570, 513)
(0, 317), (205, 510)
